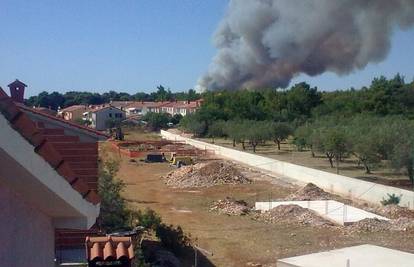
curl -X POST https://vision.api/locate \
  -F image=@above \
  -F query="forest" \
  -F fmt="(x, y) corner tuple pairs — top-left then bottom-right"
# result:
(179, 74), (414, 185)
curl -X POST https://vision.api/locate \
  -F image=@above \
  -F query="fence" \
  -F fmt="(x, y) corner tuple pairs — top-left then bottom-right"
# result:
(161, 130), (414, 209)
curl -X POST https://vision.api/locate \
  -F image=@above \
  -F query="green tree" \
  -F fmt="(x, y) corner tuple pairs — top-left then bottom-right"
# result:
(98, 160), (132, 233)
(246, 121), (270, 153)
(390, 122), (414, 186)
(270, 122), (293, 150)
(208, 120), (225, 143)
(143, 112), (171, 131)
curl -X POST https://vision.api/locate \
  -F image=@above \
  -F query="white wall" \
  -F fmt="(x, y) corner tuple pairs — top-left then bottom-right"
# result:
(161, 130), (414, 209)
(0, 182), (55, 267)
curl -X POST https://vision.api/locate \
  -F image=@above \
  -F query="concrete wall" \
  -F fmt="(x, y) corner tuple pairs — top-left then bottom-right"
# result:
(0, 182), (55, 267)
(161, 130), (414, 209)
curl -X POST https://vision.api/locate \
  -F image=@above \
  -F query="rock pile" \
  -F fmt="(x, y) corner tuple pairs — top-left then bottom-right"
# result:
(255, 204), (333, 227)
(210, 197), (251, 216)
(376, 204), (414, 219)
(163, 161), (251, 188)
(286, 183), (332, 201)
(347, 217), (414, 233)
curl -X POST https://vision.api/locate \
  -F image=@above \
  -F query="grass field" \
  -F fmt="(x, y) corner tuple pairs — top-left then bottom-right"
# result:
(100, 137), (414, 267)
(197, 136), (414, 191)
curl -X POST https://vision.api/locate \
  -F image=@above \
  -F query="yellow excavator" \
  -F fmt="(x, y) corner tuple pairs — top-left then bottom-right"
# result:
(165, 152), (193, 167)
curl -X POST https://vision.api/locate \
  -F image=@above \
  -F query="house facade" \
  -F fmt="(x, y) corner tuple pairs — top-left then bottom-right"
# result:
(58, 105), (90, 122)
(86, 106), (126, 131)
(0, 82), (102, 267)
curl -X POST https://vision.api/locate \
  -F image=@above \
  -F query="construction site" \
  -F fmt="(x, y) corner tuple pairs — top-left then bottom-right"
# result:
(99, 128), (414, 267)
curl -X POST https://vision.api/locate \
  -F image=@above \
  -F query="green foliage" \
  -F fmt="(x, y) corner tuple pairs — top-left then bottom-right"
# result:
(270, 122), (293, 150)
(179, 113), (208, 137)
(155, 224), (191, 254)
(208, 120), (226, 143)
(135, 208), (191, 256)
(245, 121), (271, 153)
(25, 87), (201, 109)
(381, 193), (401, 206)
(143, 112), (171, 131)
(98, 160), (133, 233)
(136, 208), (162, 231)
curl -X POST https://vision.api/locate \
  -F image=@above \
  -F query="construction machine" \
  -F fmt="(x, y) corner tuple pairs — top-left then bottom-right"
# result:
(166, 153), (193, 167)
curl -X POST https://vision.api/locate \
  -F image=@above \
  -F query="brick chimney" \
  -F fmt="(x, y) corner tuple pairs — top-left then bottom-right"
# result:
(8, 79), (27, 103)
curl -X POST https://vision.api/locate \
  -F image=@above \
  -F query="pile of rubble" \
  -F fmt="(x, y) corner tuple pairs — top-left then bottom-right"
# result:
(347, 217), (414, 233)
(254, 204), (334, 227)
(163, 161), (251, 188)
(375, 204), (414, 219)
(209, 197), (251, 216)
(286, 183), (332, 201)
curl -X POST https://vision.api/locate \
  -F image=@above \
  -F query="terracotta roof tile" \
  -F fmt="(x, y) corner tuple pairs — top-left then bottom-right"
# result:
(0, 87), (100, 204)
(86, 236), (135, 262)
(17, 103), (109, 139)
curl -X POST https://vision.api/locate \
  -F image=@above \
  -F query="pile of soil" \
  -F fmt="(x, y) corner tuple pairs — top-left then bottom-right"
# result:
(254, 204), (334, 227)
(163, 161), (251, 188)
(347, 217), (414, 233)
(347, 218), (391, 233)
(286, 183), (332, 201)
(376, 205), (414, 219)
(210, 197), (251, 216)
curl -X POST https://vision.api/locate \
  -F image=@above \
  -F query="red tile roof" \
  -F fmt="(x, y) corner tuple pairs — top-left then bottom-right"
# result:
(56, 228), (101, 248)
(59, 105), (90, 113)
(86, 236), (135, 262)
(0, 87), (100, 204)
(18, 103), (109, 139)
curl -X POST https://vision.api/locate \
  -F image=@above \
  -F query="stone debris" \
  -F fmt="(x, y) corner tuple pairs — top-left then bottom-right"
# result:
(375, 204), (414, 219)
(254, 204), (334, 227)
(286, 183), (332, 201)
(163, 161), (251, 188)
(210, 197), (251, 216)
(347, 217), (414, 233)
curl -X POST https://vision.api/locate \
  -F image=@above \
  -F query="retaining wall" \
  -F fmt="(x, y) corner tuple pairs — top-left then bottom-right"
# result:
(161, 130), (414, 209)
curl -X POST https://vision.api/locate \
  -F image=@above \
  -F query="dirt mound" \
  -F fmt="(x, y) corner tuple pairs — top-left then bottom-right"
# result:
(376, 205), (414, 219)
(286, 183), (332, 201)
(347, 217), (414, 233)
(347, 218), (391, 233)
(210, 197), (251, 216)
(163, 161), (251, 188)
(255, 204), (333, 226)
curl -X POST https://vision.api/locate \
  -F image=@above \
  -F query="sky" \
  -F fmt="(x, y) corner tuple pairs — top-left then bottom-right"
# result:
(0, 0), (413, 96)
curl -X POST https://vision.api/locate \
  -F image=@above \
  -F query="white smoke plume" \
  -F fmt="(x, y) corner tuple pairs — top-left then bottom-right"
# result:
(197, 0), (414, 91)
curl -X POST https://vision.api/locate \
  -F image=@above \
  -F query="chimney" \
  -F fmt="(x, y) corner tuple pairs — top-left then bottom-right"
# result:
(8, 79), (27, 103)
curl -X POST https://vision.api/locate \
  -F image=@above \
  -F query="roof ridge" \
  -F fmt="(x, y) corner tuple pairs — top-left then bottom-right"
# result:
(17, 103), (110, 138)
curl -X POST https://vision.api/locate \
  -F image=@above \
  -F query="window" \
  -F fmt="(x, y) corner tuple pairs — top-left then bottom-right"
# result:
(109, 113), (112, 118)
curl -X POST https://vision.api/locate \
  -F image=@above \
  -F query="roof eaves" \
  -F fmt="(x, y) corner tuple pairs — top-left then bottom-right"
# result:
(0, 87), (100, 205)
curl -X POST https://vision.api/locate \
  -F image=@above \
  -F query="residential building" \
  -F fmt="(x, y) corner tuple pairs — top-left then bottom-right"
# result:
(0, 81), (104, 267)
(59, 105), (90, 122)
(86, 106), (126, 131)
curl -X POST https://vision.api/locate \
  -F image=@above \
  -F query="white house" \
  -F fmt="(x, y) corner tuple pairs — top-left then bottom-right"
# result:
(86, 106), (126, 131)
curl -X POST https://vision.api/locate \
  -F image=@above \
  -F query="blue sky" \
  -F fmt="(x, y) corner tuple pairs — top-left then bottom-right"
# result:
(0, 0), (413, 96)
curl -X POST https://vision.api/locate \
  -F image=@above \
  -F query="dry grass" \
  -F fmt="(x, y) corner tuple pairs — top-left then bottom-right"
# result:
(198, 137), (413, 191)
(122, 126), (161, 141)
(100, 142), (414, 267)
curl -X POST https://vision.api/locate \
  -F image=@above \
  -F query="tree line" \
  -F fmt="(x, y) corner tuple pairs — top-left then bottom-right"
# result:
(179, 74), (414, 185)
(25, 85), (201, 110)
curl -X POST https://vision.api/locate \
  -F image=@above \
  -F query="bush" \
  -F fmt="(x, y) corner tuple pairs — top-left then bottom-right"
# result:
(156, 224), (191, 254)
(136, 208), (162, 230)
(98, 160), (134, 233)
(381, 193), (401, 206)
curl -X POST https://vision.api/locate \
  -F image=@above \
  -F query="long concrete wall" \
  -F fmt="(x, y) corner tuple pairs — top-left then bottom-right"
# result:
(161, 130), (414, 209)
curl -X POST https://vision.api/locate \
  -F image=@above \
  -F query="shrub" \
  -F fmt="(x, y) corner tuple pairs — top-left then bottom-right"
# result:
(136, 208), (162, 230)
(381, 193), (401, 206)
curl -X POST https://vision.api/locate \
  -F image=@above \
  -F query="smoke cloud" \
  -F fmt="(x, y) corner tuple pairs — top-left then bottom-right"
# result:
(197, 0), (414, 91)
